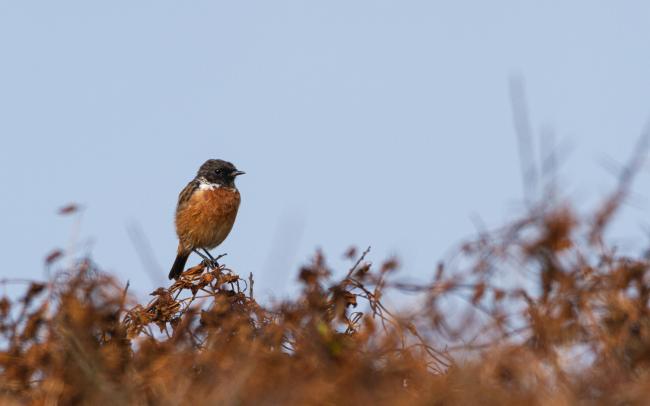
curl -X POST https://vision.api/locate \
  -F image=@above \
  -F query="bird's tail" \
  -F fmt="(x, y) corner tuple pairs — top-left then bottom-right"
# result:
(169, 249), (190, 280)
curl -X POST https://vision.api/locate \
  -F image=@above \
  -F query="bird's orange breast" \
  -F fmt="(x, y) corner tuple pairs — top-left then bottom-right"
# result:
(175, 187), (241, 252)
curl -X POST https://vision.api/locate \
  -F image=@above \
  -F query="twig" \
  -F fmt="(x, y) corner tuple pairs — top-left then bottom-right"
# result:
(509, 75), (538, 207)
(118, 280), (130, 316)
(248, 272), (254, 300)
(346, 246), (371, 279)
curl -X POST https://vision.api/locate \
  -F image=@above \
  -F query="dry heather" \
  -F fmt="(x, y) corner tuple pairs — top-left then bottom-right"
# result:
(3, 155), (650, 405)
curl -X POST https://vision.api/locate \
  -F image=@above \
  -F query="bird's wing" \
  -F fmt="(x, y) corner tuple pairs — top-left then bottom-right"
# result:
(177, 179), (200, 212)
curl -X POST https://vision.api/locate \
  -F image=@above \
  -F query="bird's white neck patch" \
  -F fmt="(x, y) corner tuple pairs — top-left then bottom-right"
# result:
(197, 177), (222, 190)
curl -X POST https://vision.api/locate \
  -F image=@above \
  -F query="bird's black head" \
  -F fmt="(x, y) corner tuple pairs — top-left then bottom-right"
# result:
(196, 159), (245, 188)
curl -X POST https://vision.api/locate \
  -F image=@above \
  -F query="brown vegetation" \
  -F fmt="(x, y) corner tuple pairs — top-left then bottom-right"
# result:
(2, 151), (650, 405)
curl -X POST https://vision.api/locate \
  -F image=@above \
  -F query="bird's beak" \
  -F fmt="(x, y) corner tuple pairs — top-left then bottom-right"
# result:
(233, 170), (246, 177)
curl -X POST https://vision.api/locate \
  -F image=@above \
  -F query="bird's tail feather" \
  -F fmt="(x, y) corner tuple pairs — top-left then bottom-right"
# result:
(169, 251), (189, 280)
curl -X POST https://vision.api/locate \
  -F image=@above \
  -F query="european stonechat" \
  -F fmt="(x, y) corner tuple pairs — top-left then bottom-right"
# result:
(168, 159), (245, 280)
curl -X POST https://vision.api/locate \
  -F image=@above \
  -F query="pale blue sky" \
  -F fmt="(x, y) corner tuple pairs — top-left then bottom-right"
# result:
(1, 2), (649, 299)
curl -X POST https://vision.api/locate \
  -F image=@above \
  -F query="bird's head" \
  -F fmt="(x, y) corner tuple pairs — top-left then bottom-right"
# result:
(197, 159), (245, 188)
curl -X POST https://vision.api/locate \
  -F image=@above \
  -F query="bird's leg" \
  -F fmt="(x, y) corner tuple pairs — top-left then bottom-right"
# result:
(202, 249), (227, 268)
(202, 248), (215, 262)
(193, 249), (213, 268)
(201, 249), (218, 268)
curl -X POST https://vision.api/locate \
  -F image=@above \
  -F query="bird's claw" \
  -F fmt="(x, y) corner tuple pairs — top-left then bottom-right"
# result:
(201, 258), (219, 269)
(201, 253), (227, 269)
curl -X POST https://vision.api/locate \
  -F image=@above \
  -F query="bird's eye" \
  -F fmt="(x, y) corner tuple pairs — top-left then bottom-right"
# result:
(214, 169), (222, 175)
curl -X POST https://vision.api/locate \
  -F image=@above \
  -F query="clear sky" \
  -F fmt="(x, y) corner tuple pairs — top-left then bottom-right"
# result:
(1, 1), (649, 300)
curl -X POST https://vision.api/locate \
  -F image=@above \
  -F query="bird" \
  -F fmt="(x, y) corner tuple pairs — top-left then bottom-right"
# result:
(168, 159), (245, 280)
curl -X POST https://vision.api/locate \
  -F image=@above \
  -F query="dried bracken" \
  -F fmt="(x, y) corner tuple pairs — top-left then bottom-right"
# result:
(3, 157), (650, 404)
